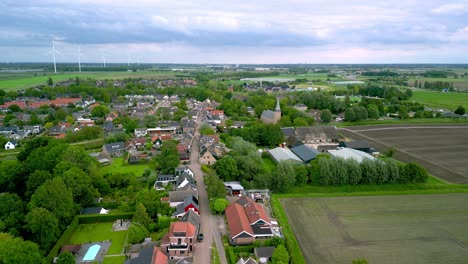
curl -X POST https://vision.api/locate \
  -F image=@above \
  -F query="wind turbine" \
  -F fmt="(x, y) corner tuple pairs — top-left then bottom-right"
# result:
(102, 55), (106, 67)
(127, 53), (131, 66)
(77, 46), (83, 72)
(49, 40), (62, 74)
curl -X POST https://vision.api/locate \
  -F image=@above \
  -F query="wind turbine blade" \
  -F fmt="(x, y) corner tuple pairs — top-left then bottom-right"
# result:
(55, 50), (64, 56)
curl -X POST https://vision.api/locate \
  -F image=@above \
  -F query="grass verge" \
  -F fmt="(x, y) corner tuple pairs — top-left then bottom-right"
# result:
(212, 242), (221, 264)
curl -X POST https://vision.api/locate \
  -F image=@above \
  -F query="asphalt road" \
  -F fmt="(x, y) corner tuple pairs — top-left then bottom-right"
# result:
(190, 117), (228, 264)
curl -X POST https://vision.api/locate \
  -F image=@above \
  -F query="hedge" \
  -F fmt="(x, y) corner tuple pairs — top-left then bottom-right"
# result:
(226, 247), (236, 264)
(45, 217), (80, 264)
(46, 212), (134, 263)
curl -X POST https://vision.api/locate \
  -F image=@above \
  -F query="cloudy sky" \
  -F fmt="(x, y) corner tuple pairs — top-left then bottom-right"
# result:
(1, 0), (467, 63)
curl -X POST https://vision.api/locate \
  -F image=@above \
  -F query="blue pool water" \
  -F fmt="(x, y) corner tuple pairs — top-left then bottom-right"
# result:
(83, 244), (100, 261)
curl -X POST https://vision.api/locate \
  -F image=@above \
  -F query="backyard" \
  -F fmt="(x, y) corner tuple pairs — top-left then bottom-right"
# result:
(281, 193), (468, 264)
(68, 223), (128, 255)
(97, 157), (149, 177)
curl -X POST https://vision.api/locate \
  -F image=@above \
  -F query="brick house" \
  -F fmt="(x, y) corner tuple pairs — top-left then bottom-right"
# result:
(161, 222), (196, 259)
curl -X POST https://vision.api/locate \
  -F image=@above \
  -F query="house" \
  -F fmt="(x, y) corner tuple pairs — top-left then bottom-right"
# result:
(225, 196), (273, 245)
(199, 147), (217, 165)
(328, 148), (376, 163)
(4, 140), (18, 150)
(294, 103), (308, 112)
(126, 245), (174, 264)
(172, 196), (199, 218)
(237, 258), (258, 264)
(168, 189), (198, 207)
(254, 247), (275, 264)
(280, 127), (295, 139)
(155, 174), (177, 190)
(260, 97), (281, 124)
(175, 166), (194, 177)
(180, 210), (200, 235)
(161, 222), (196, 259)
(80, 207), (109, 215)
(268, 147), (302, 164)
(339, 140), (375, 154)
(102, 142), (125, 157)
(290, 144), (320, 163)
(224, 182), (245, 196)
(134, 128), (148, 138)
(290, 125), (339, 143)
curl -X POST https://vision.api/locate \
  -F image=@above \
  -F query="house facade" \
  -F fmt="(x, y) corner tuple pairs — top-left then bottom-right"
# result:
(161, 222), (196, 259)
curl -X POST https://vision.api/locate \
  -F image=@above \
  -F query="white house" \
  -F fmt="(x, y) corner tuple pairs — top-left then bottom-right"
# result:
(4, 140), (17, 150)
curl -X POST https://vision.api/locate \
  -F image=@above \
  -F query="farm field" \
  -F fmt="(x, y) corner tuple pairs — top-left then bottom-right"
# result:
(409, 78), (468, 90)
(339, 124), (468, 183)
(0, 71), (178, 91)
(411, 90), (468, 110)
(68, 223), (128, 255)
(281, 193), (468, 264)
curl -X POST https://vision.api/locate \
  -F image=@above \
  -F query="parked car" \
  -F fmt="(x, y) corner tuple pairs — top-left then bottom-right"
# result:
(197, 233), (204, 242)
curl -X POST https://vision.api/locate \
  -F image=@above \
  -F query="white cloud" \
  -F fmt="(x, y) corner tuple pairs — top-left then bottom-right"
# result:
(431, 3), (466, 14)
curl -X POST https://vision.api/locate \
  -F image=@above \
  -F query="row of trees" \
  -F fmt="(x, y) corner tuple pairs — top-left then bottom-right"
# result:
(312, 157), (428, 186)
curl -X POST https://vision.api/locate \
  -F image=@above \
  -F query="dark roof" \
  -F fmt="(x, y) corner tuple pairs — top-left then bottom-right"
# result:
(103, 142), (125, 153)
(281, 127), (295, 137)
(250, 225), (273, 235)
(184, 195), (199, 210)
(339, 140), (371, 149)
(254, 246), (276, 259)
(291, 144), (319, 163)
(294, 126), (338, 141)
(260, 110), (275, 120)
(80, 207), (103, 214)
(180, 210), (200, 233)
(157, 174), (177, 182)
(169, 190), (198, 203)
(125, 245), (155, 264)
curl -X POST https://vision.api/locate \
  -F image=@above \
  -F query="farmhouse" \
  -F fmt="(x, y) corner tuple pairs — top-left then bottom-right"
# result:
(268, 147), (302, 164)
(291, 125), (338, 143)
(328, 148), (375, 163)
(225, 196), (273, 245)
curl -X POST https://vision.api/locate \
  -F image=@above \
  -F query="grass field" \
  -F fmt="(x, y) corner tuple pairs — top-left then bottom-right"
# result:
(411, 90), (468, 110)
(97, 157), (149, 177)
(339, 124), (468, 183)
(281, 193), (468, 264)
(102, 256), (125, 264)
(0, 71), (178, 91)
(409, 78), (468, 90)
(262, 156), (277, 172)
(68, 223), (128, 255)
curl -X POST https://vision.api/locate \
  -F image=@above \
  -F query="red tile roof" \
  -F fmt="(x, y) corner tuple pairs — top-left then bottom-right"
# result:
(225, 203), (254, 238)
(151, 247), (168, 264)
(169, 222), (196, 238)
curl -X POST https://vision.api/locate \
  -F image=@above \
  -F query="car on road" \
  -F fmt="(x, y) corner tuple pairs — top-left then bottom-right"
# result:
(197, 233), (204, 242)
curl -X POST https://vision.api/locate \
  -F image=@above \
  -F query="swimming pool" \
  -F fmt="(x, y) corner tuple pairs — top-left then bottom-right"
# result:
(82, 244), (101, 261)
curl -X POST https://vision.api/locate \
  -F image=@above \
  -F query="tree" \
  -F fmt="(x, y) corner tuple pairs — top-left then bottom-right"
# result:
(199, 122), (215, 135)
(155, 141), (180, 174)
(344, 108), (356, 122)
(133, 203), (152, 228)
(367, 104), (379, 119)
(271, 245), (290, 264)
(0, 193), (25, 234)
(352, 259), (368, 264)
(294, 165), (309, 185)
(212, 198), (229, 214)
(56, 252), (76, 264)
(383, 147), (396, 157)
(455, 105), (466, 115)
(271, 161), (296, 193)
(0, 233), (44, 264)
(91, 105), (109, 118)
(320, 109), (332, 123)
(214, 156), (239, 181)
(8, 104), (22, 113)
(47, 77), (53, 86)
(398, 106), (409, 119)
(29, 177), (75, 227)
(26, 170), (53, 197)
(127, 223), (149, 244)
(25, 208), (60, 251)
(61, 167), (95, 207)
(402, 162), (428, 183)
(354, 106), (368, 121)
(293, 117), (308, 127)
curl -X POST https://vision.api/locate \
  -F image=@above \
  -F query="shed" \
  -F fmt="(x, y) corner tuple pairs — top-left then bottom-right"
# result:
(268, 147), (302, 163)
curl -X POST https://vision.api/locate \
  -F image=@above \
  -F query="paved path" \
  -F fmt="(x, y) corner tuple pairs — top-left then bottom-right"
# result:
(190, 116), (228, 264)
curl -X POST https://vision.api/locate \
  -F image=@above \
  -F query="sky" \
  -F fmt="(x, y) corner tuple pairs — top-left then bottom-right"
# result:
(0, 0), (467, 64)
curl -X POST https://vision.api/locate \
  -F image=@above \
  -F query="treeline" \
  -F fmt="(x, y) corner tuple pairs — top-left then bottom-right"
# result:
(414, 80), (453, 90)
(362, 71), (399, 77)
(312, 157), (428, 185)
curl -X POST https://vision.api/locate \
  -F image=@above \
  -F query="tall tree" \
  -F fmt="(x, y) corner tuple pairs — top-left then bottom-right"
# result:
(271, 245), (290, 264)
(133, 203), (152, 229)
(455, 105), (465, 115)
(56, 252), (76, 264)
(320, 109), (332, 123)
(0, 233), (44, 264)
(271, 161), (296, 193)
(214, 156), (239, 181)
(156, 140), (180, 174)
(25, 207), (60, 251)
(29, 177), (75, 227)
(344, 108), (356, 122)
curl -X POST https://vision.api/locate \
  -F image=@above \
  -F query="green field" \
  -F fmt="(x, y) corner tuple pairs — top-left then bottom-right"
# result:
(411, 90), (468, 110)
(68, 223), (128, 255)
(281, 193), (468, 264)
(103, 256), (125, 264)
(97, 157), (149, 177)
(0, 71), (178, 91)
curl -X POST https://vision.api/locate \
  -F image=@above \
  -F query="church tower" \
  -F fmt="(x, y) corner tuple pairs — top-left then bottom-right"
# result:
(275, 96), (281, 112)
(273, 96), (281, 123)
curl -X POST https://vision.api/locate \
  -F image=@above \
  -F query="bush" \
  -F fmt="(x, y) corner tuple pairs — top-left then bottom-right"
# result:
(128, 223), (149, 244)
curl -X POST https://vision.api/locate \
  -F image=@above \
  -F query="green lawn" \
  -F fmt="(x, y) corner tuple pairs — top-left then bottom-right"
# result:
(411, 90), (468, 110)
(262, 156), (277, 172)
(68, 223), (128, 255)
(0, 71), (178, 91)
(336, 118), (468, 127)
(103, 256), (126, 264)
(97, 157), (149, 177)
